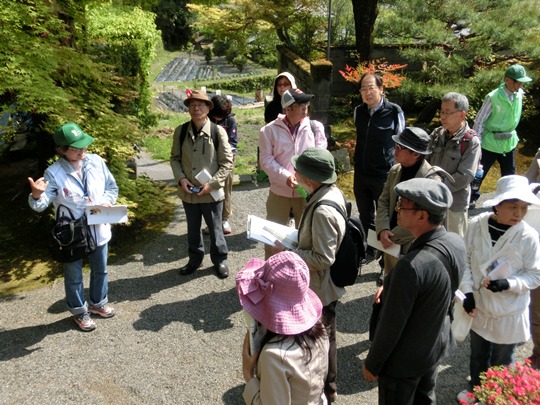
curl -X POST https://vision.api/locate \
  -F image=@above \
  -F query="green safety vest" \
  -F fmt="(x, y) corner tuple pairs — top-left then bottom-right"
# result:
(482, 83), (521, 154)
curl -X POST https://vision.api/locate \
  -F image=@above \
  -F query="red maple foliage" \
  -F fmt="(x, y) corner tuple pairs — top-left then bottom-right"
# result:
(339, 58), (407, 89)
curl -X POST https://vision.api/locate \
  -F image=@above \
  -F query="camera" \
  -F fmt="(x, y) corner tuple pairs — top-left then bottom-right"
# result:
(189, 186), (201, 193)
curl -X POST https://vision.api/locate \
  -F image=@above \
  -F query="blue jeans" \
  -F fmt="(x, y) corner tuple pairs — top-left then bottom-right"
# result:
(63, 244), (109, 315)
(469, 330), (516, 388)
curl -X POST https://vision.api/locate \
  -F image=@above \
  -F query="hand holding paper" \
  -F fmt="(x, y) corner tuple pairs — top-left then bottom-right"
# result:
(195, 169), (224, 201)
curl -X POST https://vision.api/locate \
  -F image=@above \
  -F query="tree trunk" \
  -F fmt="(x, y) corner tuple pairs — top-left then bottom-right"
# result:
(352, 0), (379, 62)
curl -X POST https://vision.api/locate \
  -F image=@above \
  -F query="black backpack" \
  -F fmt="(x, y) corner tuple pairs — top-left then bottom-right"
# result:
(178, 121), (219, 150)
(311, 200), (366, 287)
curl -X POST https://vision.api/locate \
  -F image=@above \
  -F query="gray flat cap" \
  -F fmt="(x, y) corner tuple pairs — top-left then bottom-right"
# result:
(394, 178), (452, 215)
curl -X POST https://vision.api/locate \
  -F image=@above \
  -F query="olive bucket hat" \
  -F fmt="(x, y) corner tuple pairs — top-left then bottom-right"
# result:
(291, 147), (337, 184)
(54, 122), (94, 148)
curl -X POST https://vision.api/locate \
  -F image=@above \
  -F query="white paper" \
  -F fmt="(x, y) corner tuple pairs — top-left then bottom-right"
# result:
(85, 205), (128, 225)
(452, 301), (473, 342)
(367, 229), (400, 258)
(486, 258), (513, 280)
(195, 169), (225, 201)
(247, 215), (298, 250)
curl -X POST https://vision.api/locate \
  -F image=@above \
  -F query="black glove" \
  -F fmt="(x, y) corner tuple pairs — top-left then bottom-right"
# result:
(486, 279), (510, 293)
(463, 292), (476, 314)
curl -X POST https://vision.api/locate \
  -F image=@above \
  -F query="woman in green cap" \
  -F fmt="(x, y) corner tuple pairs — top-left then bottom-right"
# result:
(27, 122), (118, 332)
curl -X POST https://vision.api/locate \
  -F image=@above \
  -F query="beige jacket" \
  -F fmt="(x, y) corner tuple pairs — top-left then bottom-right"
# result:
(295, 185), (346, 306)
(243, 335), (329, 405)
(170, 119), (233, 203)
(376, 159), (444, 253)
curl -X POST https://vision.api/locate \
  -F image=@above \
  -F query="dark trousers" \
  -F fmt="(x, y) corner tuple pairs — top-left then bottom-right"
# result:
(323, 301), (338, 397)
(472, 148), (515, 202)
(182, 200), (228, 265)
(469, 330), (516, 388)
(378, 363), (438, 405)
(354, 171), (386, 235)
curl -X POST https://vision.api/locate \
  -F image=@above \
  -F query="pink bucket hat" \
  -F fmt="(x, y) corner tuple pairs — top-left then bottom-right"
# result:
(235, 251), (323, 335)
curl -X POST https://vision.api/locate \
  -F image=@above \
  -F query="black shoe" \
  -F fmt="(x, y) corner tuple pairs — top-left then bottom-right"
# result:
(179, 262), (201, 276)
(215, 263), (229, 279)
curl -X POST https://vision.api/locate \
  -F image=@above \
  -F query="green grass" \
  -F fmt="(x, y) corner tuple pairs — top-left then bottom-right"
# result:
(145, 105), (265, 175)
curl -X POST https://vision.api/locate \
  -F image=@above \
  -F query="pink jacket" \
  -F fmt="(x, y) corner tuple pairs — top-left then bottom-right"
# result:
(259, 115), (327, 197)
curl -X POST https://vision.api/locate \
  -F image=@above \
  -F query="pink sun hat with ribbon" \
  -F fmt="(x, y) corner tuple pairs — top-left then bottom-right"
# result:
(235, 251), (323, 335)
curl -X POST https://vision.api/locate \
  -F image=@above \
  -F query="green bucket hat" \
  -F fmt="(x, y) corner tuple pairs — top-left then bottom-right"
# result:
(291, 147), (337, 184)
(505, 64), (532, 83)
(54, 122), (94, 148)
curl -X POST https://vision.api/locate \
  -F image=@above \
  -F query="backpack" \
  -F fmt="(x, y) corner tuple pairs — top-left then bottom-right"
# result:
(459, 129), (477, 155)
(179, 121), (219, 150)
(311, 199), (367, 287)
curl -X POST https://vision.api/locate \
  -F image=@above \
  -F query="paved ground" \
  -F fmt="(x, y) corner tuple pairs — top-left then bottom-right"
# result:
(0, 152), (532, 404)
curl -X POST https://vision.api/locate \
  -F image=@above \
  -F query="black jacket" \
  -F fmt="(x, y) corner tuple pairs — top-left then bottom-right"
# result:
(354, 98), (402, 177)
(365, 227), (466, 378)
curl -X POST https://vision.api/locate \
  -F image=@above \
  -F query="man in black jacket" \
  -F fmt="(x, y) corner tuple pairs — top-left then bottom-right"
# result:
(362, 178), (466, 405)
(353, 73), (404, 257)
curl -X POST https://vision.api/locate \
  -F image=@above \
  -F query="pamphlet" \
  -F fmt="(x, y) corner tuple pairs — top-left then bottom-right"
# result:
(246, 215), (298, 250)
(367, 229), (400, 258)
(85, 205), (128, 225)
(486, 258), (513, 280)
(195, 169), (225, 201)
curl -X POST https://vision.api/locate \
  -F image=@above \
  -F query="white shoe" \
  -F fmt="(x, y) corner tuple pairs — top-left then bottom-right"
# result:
(222, 220), (232, 235)
(456, 389), (476, 404)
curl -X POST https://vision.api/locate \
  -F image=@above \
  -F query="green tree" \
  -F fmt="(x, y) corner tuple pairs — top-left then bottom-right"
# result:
(188, 0), (327, 61)
(86, 3), (160, 127)
(0, 0), (161, 210)
(371, 0), (540, 115)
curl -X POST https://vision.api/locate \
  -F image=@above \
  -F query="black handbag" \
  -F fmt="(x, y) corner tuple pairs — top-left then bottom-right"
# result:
(51, 204), (96, 263)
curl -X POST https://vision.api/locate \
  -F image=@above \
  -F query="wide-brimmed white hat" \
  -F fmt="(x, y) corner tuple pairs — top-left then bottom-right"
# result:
(483, 175), (540, 207)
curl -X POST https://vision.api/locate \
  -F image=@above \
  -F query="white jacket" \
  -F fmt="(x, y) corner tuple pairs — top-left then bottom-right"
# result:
(28, 154), (118, 246)
(460, 212), (540, 344)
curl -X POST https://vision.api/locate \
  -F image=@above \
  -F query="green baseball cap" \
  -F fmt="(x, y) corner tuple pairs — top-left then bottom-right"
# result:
(54, 122), (94, 148)
(505, 64), (532, 83)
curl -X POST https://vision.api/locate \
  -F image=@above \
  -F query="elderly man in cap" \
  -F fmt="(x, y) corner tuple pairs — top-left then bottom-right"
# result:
(170, 90), (233, 279)
(470, 64), (533, 206)
(272, 147), (346, 402)
(363, 178), (466, 405)
(259, 89), (327, 258)
(376, 127), (448, 283)
(428, 92), (481, 236)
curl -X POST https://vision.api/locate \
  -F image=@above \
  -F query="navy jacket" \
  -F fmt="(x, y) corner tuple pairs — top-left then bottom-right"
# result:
(354, 99), (402, 177)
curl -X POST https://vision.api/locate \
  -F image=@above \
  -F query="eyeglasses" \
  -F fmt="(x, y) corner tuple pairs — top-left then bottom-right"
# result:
(360, 86), (379, 93)
(68, 146), (87, 152)
(439, 110), (461, 117)
(395, 143), (407, 152)
(290, 103), (309, 110)
(188, 102), (208, 109)
(395, 198), (420, 212)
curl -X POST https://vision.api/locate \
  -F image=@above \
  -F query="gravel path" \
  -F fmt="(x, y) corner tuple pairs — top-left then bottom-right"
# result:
(0, 152), (532, 405)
